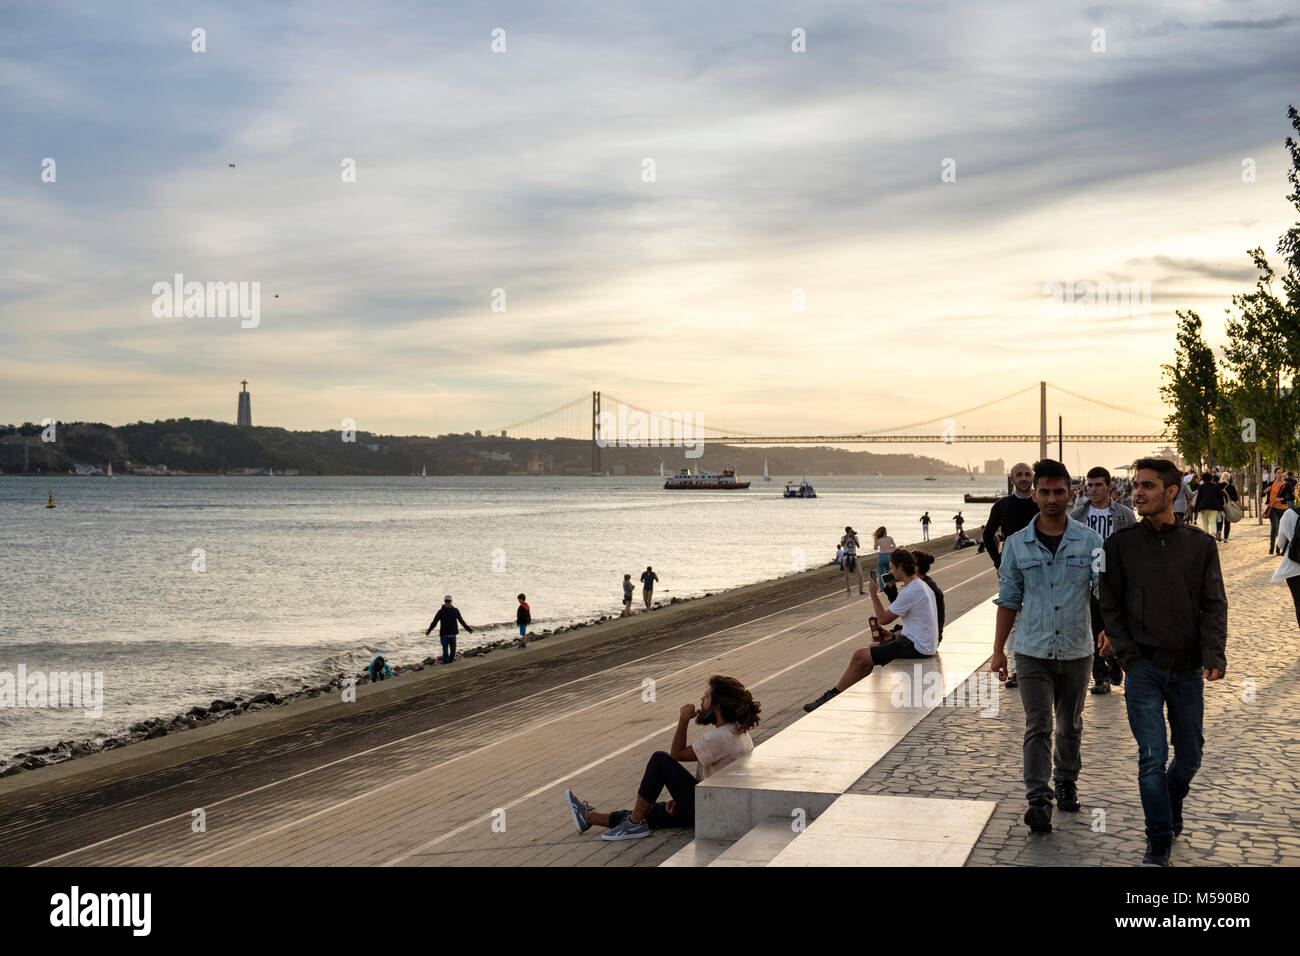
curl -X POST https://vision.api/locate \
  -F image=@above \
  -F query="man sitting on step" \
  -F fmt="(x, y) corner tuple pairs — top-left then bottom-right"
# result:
(563, 674), (761, 841)
(802, 548), (940, 712)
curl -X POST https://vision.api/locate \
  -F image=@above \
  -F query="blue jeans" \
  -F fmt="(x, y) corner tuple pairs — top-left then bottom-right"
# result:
(1123, 658), (1204, 840)
(440, 635), (456, 664)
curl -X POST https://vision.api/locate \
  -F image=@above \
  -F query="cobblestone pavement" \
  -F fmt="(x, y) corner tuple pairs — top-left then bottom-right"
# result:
(848, 520), (1300, 866)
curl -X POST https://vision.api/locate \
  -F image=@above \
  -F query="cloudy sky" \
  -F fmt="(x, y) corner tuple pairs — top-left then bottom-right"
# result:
(2, 0), (1296, 466)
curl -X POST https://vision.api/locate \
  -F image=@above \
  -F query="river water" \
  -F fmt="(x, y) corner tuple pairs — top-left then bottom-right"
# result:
(0, 473), (1001, 753)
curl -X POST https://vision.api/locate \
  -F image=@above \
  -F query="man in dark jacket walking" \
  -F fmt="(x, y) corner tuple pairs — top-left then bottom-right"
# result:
(1099, 458), (1228, 866)
(426, 595), (474, 664)
(983, 462), (1039, 687)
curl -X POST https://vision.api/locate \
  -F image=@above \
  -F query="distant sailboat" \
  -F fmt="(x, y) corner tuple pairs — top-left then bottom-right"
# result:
(421, 464), (427, 478)
(763, 458), (771, 481)
(658, 459), (665, 478)
(106, 462), (113, 478)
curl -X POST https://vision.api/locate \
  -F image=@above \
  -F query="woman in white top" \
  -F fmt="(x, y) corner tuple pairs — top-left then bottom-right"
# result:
(1273, 506), (1300, 629)
(564, 675), (761, 841)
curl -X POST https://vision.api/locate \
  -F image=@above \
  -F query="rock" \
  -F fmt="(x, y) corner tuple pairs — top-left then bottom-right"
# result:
(423, 656), (437, 665)
(29, 745), (52, 755)
(145, 727), (168, 739)
(210, 699), (234, 712)
(411, 664), (424, 671)
(0, 766), (23, 777)
(21, 756), (46, 769)
(250, 692), (279, 705)
(188, 706), (209, 717)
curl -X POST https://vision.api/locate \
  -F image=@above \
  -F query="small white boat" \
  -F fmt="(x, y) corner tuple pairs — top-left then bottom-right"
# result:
(421, 464), (427, 478)
(659, 459), (665, 478)
(763, 458), (771, 481)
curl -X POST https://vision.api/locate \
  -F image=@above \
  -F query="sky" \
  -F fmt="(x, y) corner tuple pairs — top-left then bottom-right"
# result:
(2, 0), (1297, 469)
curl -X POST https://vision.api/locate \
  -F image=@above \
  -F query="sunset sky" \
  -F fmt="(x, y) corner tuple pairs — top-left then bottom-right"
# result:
(2, 0), (1297, 468)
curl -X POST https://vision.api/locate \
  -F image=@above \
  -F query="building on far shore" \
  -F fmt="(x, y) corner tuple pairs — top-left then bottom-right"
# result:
(983, 458), (1004, 477)
(237, 380), (252, 427)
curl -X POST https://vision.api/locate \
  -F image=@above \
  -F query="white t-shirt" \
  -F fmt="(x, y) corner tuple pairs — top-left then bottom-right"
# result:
(841, 534), (859, 556)
(692, 723), (754, 782)
(1084, 505), (1115, 540)
(889, 577), (939, 655)
(1272, 508), (1300, 585)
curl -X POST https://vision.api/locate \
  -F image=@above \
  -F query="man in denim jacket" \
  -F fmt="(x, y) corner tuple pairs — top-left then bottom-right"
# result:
(991, 460), (1103, 834)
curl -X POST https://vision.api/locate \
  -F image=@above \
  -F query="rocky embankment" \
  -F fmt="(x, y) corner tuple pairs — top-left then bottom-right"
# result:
(0, 597), (704, 778)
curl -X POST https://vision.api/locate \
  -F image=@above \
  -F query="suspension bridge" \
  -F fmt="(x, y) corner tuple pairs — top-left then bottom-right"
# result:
(489, 382), (1171, 474)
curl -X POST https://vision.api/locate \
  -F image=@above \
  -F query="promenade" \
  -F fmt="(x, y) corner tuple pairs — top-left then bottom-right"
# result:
(0, 521), (1293, 867)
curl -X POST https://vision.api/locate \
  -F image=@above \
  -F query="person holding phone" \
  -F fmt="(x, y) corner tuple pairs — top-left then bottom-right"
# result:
(802, 548), (938, 712)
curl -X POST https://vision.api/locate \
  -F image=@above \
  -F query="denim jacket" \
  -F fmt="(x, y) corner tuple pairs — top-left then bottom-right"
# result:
(994, 513), (1103, 661)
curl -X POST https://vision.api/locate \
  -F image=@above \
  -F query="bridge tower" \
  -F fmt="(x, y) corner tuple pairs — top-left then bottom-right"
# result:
(591, 390), (601, 475)
(1039, 381), (1047, 462)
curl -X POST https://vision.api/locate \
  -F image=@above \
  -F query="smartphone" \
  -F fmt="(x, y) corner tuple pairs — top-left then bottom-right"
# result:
(868, 568), (878, 582)
(881, 571), (896, 586)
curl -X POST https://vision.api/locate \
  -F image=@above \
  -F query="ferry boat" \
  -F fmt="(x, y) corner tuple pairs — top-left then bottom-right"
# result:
(664, 467), (750, 490)
(784, 480), (817, 498)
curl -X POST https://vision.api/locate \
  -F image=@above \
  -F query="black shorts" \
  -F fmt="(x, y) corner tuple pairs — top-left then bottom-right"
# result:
(869, 634), (931, 666)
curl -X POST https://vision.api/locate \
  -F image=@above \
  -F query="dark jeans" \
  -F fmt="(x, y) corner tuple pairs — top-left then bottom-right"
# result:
(1089, 594), (1122, 685)
(1221, 511), (1231, 541)
(869, 634), (930, 666)
(440, 635), (456, 664)
(1123, 658), (1204, 841)
(609, 751), (696, 829)
(1270, 508), (1287, 550)
(1016, 653), (1092, 805)
(1288, 576), (1300, 630)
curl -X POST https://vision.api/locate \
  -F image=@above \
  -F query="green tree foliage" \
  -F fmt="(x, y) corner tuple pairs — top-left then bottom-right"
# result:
(1160, 310), (1218, 468)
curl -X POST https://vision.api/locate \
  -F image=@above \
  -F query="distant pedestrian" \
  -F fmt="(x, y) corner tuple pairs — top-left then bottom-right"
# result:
(1265, 466), (1290, 554)
(840, 526), (864, 596)
(426, 595), (474, 665)
(873, 527), (898, 602)
(1191, 471), (1224, 540)
(1099, 457), (1227, 866)
(1070, 466), (1136, 695)
(1221, 476), (1240, 541)
(641, 566), (659, 609)
(982, 461), (1039, 688)
(621, 574), (634, 617)
(1273, 504), (1300, 629)
(920, 512), (932, 541)
(992, 460), (1102, 835)
(953, 511), (965, 533)
(516, 593), (531, 648)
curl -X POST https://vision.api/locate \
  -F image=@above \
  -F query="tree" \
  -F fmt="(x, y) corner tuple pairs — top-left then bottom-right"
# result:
(1160, 310), (1218, 468)
(1221, 250), (1300, 467)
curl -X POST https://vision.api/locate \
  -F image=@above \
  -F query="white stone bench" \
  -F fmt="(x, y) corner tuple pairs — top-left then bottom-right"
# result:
(663, 599), (999, 865)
